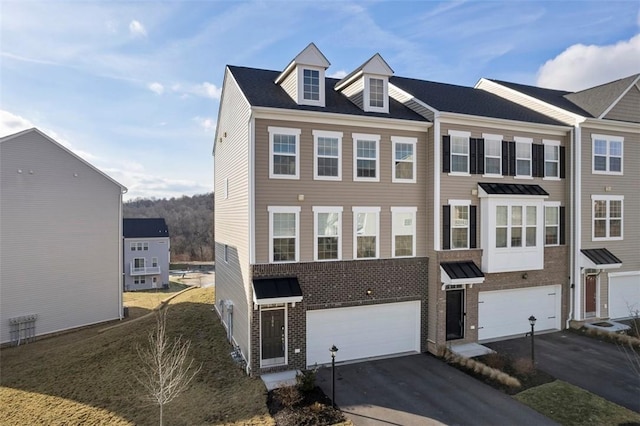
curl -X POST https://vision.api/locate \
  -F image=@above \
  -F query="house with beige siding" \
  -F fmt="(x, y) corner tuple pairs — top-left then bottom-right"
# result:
(0, 128), (126, 345)
(213, 43), (580, 375)
(477, 74), (640, 324)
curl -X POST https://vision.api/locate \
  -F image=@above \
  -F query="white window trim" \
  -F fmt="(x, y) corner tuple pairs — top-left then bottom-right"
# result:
(391, 136), (417, 183)
(363, 76), (388, 113)
(268, 206), (301, 263)
(449, 200), (471, 250)
(591, 134), (623, 175)
(268, 126), (301, 180)
(543, 139), (561, 181)
(391, 206), (417, 258)
(297, 66), (325, 107)
(514, 136), (533, 178)
(352, 206), (381, 259)
(544, 202), (561, 247)
(448, 130), (471, 176)
(353, 133), (381, 182)
(482, 133), (503, 177)
(313, 206), (343, 261)
(313, 130), (343, 181)
(591, 195), (624, 241)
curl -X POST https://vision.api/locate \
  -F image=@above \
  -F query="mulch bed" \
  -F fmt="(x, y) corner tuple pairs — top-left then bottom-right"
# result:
(267, 385), (345, 426)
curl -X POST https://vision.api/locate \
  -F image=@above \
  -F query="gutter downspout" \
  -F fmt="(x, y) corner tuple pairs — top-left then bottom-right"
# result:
(573, 124), (583, 324)
(566, 127), (575, 329)
(119, 188), (127, 320)
(247, 112), (255, 375)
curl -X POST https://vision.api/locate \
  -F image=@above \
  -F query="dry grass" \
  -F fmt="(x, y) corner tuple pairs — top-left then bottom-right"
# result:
(0, 287), (274, 426)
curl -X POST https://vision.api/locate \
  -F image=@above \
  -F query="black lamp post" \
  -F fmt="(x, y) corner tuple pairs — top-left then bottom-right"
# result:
(528, 315), (537, 364)
(330, 345), (338, 408)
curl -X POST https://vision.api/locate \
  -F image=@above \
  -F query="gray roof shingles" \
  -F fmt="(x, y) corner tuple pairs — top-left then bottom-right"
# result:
(123, 218), (169, 238)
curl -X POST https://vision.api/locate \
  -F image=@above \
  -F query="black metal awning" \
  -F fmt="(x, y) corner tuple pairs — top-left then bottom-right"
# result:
(580, 248), (622, 270)
(252, 277), (303, 306)
(478, 182), (549, 197)
(440, 261), (485, 288)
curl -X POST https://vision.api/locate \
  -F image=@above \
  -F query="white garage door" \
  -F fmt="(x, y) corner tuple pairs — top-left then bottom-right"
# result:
(478, 285), (561, 341)
(609, 272), (640, 319)
(306, 301), (420, 367)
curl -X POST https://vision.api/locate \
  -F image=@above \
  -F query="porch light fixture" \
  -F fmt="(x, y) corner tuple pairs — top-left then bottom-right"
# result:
(528, 315), (537, 364)
(366, 288), (373, 296)
(522, 273), (528, 279)
(330, 345), (338, 408)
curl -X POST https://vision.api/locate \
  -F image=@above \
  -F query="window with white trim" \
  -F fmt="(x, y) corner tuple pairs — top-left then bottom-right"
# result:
(303, 69), (320, 101)
(450, 201), (470, 249)
(449, 130), (470, 174)
(495, 205), (537, 248)
(544, 204), (560, 246)
(313, 207), (342, 261)
(313, 130), (342, 180)
(353, 133), (380, 181)
(592, 134), (623, 174)
(364, 76), (388, 113)
(391, 207), (416, 257)
(353, 207), (380, 259)
(269, 127), (300, 179)
(544, 140), (560, 178)
(592, 195), (623, 240)
(515, 137), (532, 177)
(268, 206), (300, 263)
(152, 257), (158, 267)
(483, 134), (502, 176)
(392, 136), (417, 183)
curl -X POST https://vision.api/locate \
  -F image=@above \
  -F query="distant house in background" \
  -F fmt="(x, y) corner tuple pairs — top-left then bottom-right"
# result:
(123, 218), (170, 291)
(0, 128), (126, 345)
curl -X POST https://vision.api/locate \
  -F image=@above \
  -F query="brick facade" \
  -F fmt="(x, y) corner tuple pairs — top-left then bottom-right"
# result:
(250, 257), (428, 374)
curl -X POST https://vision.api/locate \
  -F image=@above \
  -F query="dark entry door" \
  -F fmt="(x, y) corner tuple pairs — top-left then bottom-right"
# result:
(261, 309), (285, 361)
(446, 289), (464, 340)
(585, 275), (597, 316)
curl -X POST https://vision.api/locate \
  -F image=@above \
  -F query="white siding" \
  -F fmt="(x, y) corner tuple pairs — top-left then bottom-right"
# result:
(0, 130), (123, 344)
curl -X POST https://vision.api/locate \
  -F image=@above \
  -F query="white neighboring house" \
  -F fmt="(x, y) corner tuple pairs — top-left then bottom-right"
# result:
(0, 128), (126, 345)
(123, 218), (170, 291)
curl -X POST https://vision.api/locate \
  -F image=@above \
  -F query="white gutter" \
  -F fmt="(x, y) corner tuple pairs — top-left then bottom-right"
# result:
(433, 117), (441, 251)
(247, 112), (255, 374)
(119, 188), (127, 320)
(573, 125), (583, 322)
(567, 127), (575, 328)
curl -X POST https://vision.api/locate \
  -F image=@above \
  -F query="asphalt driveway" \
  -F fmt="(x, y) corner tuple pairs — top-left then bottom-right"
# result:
(316, 354), (556, 426)
(485, 331), (640, 413)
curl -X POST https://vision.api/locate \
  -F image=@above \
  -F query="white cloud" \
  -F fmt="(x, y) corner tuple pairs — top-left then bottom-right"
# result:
(105, 166), (210, 200)
(536, 34), (640, 91)
(328, 70), (347, 79)
(193, 82), (222, 99)
(193, 116), (216, 132)
(148, 82), (164, 95)
(0, 109), (35, 136)
(129, 20), (147, 38)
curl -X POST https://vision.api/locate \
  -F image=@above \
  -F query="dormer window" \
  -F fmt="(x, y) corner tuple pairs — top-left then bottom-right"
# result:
(335, 53), (393, 114)
(303, 69), (320, 101)
(275, 43), (330, 108)
(364, 76), (388, 113)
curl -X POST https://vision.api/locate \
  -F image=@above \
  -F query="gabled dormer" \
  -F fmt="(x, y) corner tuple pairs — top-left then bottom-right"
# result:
(335, 53), (394, 114)
(275, 42), (330, 107)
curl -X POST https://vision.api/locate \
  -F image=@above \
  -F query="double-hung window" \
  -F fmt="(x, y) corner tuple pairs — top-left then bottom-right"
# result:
(515, 137), (532, 177)
(313, 207), (342, 261)
(369, 78), (384, 108)
(303, 69), (320, 101)
(449, 130), (470, 174)
(268, 206), (300, 263)
(450, 201), (470, 249)
(392, 136), (417, 183)
(483, 134), (502, 176)
(269, 127), (300, 179)
(545, 203), (560, 246)
(495, 205), (537, 248)
(313, 130), (342, 180)
(353, 207), (380, 259)
(592, 195), (623, 240)
(592, 134), (623, 174)
(353, 133), (380, 181)
(544, 140), (560, 179)
(391, 207), (416, 257)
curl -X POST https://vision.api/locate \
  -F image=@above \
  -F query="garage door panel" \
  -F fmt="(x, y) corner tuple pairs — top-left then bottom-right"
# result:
(479, 285), (560, 341)
(306, 301), (420, 367)
(609, 273), (640, 319)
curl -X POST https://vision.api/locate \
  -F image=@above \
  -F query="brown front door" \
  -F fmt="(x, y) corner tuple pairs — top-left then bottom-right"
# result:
(585, 275), (597, 316)
(261, 309), (285, 364)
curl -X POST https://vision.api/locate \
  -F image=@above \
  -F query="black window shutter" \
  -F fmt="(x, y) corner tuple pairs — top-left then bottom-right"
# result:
(470, 205), (477, 249)
(470, 138), (477, 174)
(508, 141), (516, 176)
(532, 144), (539, 177)
(559, 206), (566, 245)
(502, 141), (509, 176)
(442, 205), (451, 250)
(538, 145), (545, 177)
(442, 136), (451, 173)
(560, 146), (566, 179)
(477, 138), (485, 175)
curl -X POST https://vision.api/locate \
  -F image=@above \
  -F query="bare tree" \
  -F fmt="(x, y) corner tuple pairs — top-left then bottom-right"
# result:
(618, 304), (640, 377)
(134, 307), (201, 425)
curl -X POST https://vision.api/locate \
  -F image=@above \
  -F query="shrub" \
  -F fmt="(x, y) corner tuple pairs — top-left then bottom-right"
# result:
(275, 385), (302, 408)
(296, 366), (318, 393)
(482, 352), (507, 370)
(513, 358), (534, 375)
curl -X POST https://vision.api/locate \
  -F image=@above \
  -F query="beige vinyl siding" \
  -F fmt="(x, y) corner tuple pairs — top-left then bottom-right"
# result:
(0, 131), (122, 344)
(580, 127), (640, 278)
(214, 68), (252, 356)
(603, 85), (640, 123)
(388, 85), (435, 121)
(280, 70), (298, 103)
(253, 118), (428, 264)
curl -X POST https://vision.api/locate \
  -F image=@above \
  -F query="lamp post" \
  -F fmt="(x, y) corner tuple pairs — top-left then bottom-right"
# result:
(528, 315), (537, 365)
(330, 345), (338, 408)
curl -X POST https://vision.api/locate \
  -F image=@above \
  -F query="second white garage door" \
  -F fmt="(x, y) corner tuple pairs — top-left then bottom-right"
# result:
(478, 285), (561, 341)
(306, 301), (420, 367)
(609, 272), (640, 319)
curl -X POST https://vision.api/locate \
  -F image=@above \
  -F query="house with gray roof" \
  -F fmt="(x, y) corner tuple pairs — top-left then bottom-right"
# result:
(123, 218), (170, 291)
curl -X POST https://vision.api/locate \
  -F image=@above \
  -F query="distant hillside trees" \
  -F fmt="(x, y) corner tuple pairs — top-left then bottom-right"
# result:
(124, 193), (214, 261)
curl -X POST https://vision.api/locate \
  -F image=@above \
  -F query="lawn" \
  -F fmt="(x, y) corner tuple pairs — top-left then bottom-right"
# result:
(0, 287), (274, 425)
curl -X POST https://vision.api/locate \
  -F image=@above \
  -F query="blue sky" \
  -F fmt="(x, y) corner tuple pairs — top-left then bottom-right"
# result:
(1, 1), (639, 200)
